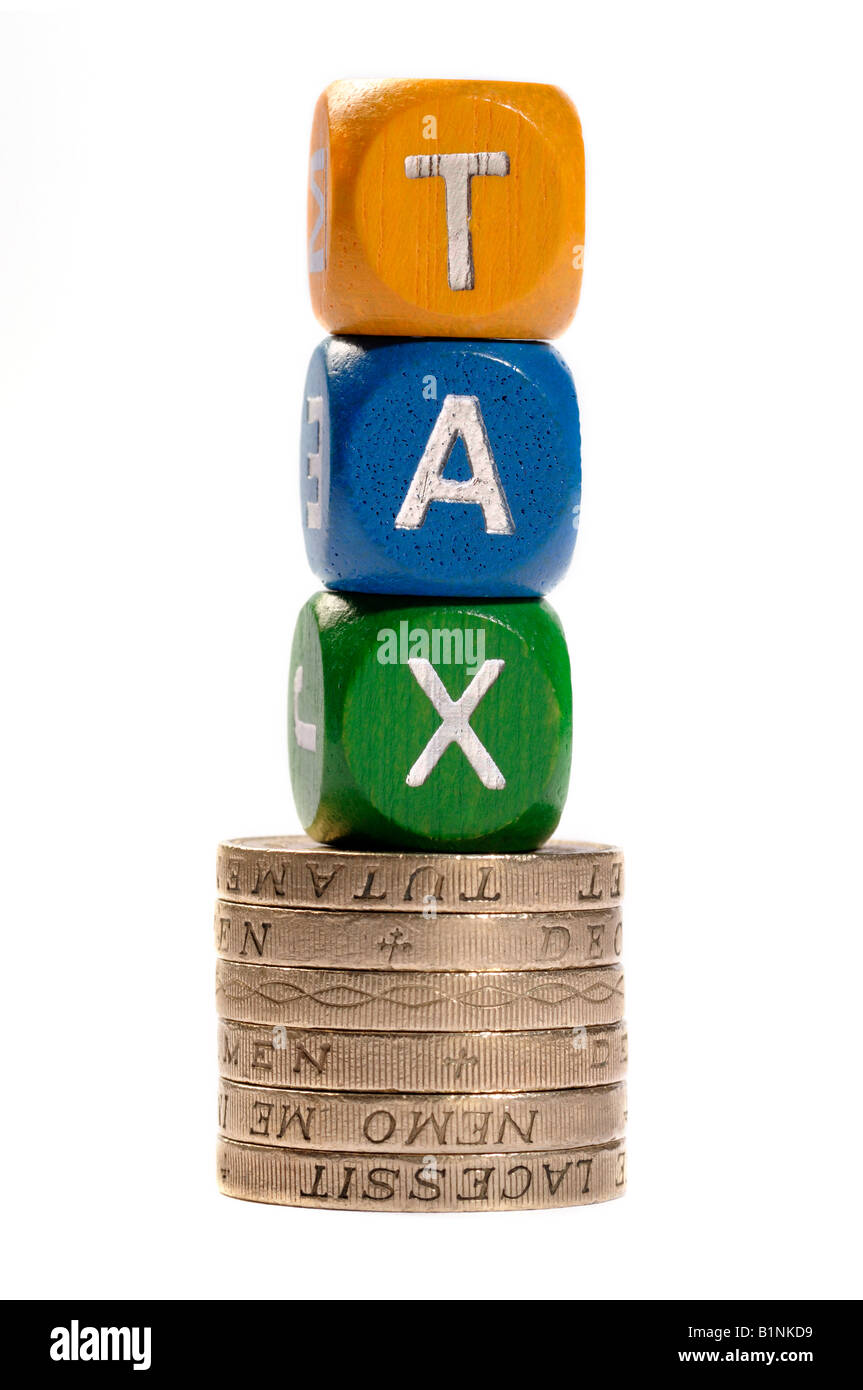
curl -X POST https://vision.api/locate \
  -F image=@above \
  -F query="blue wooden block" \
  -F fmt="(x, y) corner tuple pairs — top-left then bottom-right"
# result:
(300, 337), (581, 598)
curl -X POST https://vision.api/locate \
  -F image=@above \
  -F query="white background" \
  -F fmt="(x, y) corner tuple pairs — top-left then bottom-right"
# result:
(1, 0), (861, 1300)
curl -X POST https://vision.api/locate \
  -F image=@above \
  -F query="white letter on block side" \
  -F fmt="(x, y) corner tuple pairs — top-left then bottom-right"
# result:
(293, 666), (317, 752)
(305, 395), (323, 530)
(404, 151), (509, 291)
(405, 658), (506, 789)
(308, 147), (327, 273)
(395, 394), (514, 535)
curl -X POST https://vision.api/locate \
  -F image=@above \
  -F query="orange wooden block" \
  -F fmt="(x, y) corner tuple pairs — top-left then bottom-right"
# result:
(307, 79), (585, 340)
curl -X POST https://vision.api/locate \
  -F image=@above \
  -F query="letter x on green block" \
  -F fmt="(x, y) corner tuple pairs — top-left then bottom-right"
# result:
(289, 592), (572, 852)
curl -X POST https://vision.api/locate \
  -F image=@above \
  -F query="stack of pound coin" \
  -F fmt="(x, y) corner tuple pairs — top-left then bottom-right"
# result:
(215, 837), (626, 1212)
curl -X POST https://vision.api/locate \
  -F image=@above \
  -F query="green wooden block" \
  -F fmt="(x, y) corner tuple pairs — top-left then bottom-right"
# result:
(289, 592), (572, 852)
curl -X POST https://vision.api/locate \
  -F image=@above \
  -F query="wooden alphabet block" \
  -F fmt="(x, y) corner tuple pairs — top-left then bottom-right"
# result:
(301, 336), (581, 598)
(289, 592), (572, 851)
(308, 79), (585, 339)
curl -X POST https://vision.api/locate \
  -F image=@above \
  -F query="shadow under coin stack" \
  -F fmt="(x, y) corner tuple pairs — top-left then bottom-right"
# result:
(216, 79), (627, 1212)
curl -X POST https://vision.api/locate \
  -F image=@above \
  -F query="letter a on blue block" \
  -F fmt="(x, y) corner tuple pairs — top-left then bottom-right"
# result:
(300, 337), (581, 598)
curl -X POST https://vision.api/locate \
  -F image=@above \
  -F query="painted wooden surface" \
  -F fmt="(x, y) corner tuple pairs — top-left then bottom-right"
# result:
(300, 336), (581, 597)
(307, 79), (585, 339)
(289, 592), (572, 851)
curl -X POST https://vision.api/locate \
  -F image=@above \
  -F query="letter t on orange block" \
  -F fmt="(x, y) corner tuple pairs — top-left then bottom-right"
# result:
(307, 79), (585, 339)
